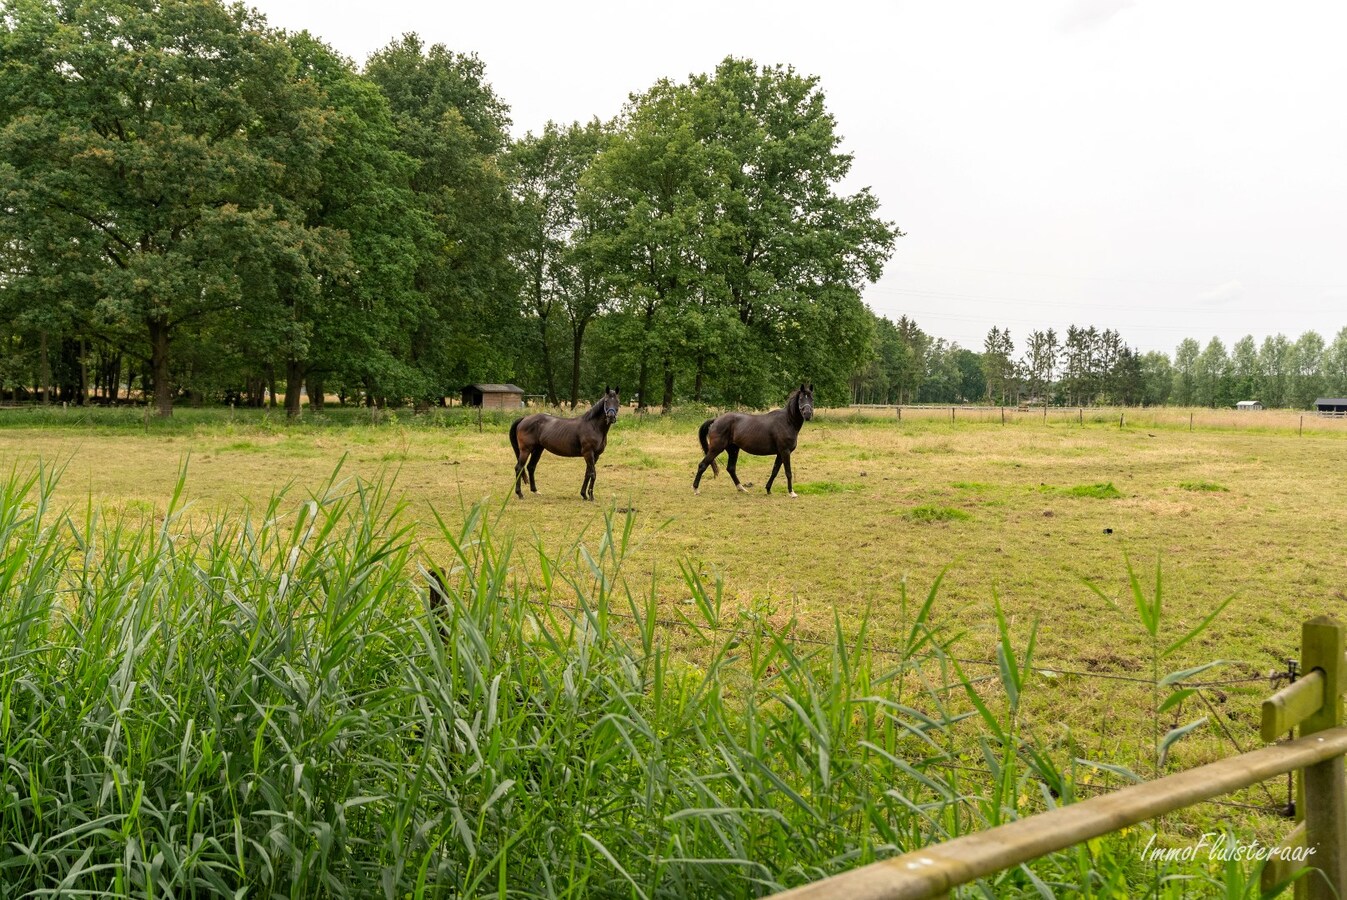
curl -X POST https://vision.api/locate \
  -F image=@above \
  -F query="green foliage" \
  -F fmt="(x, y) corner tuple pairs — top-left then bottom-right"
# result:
(904, 504), (971, 523)
(579, 57), (897, 409)
(1063, 482), (1123, 499)
(1083, 555), (1234, 776)
(1180, 480), (1229, 492)
(792, 481), (859, 495)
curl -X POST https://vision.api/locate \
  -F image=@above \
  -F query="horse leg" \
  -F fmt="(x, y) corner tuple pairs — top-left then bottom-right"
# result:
(693, 435), (723, 494)
(514, 448), (530, 499)
(784, 454), (797, 497)
(765, 454), (783, 494)
(694, 455), (713, 493)
(582, 452), (596, 501)
(727, 446), (749, 493)
(527, 448), (543, 493)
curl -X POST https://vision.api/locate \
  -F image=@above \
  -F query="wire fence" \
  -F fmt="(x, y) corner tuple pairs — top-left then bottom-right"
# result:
(835, 403), (1347, 436)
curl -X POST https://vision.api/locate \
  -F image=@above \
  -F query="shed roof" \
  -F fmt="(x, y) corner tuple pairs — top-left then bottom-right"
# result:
(467, 384), (525, 393)
(1315, 398), (1347, 405)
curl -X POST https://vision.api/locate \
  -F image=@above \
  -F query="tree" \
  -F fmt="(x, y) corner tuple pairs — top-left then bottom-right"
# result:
(507, 119), (611, 406)
(0, 0), (336, 415)
(583, 57), (897, 408)
(1022, 328), (1058, 404)
(274, 34), (429, 417)
(1140, 351), (1173, 406)
(1325, 327), (1347, 397)
(1229, 335), (1260, 402)
(1171, 338), (1200, 406)
(1289, 330), (1325, 409)
(981, 327), (1014, 404)
(364, 34), (520, 403)
(1258, 334), (1292, 408)
(1194, 337), (1231, 408)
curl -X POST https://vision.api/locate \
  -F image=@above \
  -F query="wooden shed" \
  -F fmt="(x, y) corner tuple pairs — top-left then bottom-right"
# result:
(1235, 400), (1263, 411)
(1315, 397), (1347, 417)
(461, 383), (525, 409)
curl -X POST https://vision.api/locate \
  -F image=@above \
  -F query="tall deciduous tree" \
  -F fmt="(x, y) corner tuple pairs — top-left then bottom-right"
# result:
(1258, 334), (1292, 408)
(364, 34), (520, 402)
(584, 57), (897, 408)
(506, 119), (611, 406)
(0, 0), (335, 415)
(1325, 327), (1347, 397)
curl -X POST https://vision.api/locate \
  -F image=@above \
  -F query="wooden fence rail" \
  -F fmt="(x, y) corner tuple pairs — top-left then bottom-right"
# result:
(771, 616), (1347, 900)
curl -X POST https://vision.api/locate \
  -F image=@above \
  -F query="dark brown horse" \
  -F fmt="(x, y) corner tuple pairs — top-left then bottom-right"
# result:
(509, 386), (620, 501)
(694, 384), (814, 497)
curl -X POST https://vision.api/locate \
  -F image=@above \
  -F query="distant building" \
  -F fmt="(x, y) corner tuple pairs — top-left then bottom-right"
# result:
(1235, 400), (1263, 411)
(1314, 398), (1347, 417)
(461, 384), (525, 409)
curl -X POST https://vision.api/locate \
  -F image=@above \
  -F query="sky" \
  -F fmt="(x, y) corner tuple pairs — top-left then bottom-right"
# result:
(243, 0), (1347, 355)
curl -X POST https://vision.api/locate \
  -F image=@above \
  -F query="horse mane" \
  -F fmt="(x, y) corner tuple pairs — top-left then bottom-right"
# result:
(582, 394), (607, 420)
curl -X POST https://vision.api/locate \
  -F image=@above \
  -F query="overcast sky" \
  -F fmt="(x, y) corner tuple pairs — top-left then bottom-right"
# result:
(245, 0), (1347, 355)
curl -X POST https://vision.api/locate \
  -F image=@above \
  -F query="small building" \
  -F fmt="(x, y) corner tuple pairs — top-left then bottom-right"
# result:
(1315, 397), (1347, 417)
(1235, 400), (1263, 411)
(461, 384), (525, 409)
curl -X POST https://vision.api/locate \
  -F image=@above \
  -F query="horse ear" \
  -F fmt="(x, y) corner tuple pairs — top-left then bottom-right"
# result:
(807, 382), (813, 391)
(799, 382), (805, 392)
(614, 384), (620, 394)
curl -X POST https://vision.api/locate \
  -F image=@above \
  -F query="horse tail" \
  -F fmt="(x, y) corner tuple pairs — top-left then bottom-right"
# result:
(699, 418), (719, 476)
(509, 417), (522, 458)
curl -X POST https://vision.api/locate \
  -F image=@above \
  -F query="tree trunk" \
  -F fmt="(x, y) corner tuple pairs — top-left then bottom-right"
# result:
(39, 331), (51, 404)
(148, 317), (173, 417)
(539, 313), (558, 405)
(569, 320), (588, 409)
(284, 359), (305, 418)
(78, 337), (87, 405)
(661, 362), (675, 413)
(309, 374), (325, 413)
(267, 366), (277, 409)
(694, 355), (705, 402)
(636, 303), (656, 409)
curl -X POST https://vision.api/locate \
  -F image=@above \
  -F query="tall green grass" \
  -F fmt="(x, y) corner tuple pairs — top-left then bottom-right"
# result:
(0, 465), (1274, 897)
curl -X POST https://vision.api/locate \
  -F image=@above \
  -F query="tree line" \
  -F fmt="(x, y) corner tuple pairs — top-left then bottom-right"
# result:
(0, 0), (896, 416)
(853, 319), (1347, 409)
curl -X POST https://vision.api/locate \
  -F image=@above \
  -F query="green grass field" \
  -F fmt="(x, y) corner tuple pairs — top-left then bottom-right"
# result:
(1, 403), (1342, 893)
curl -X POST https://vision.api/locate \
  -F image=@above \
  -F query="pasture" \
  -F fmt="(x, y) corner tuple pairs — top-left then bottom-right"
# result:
(2, 404), (1341, 791)
(2, 406), (1347, 894)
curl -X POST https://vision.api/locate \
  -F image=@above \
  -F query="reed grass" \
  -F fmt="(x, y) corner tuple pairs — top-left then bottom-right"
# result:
(0, 464), (1277, 897)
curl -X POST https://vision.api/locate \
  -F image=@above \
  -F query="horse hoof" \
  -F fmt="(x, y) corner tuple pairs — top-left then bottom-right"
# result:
(789, 491), (798, 498)
(693, 488), (699, 495)
(736, 485), (749, 493)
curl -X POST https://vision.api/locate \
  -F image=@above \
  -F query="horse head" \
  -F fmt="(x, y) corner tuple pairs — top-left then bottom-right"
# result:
(797, 382), (814, 421)
(603, 385), (621, 425)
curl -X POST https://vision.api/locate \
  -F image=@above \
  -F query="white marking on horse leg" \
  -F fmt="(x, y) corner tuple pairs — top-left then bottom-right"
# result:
(789, 491), (798, 498)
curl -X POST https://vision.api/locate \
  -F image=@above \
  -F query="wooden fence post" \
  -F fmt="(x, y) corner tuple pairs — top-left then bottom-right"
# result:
(1301, 616), (1347, 899)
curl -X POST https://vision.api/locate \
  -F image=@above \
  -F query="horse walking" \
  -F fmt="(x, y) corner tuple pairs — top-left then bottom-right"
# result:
(509, 387), (620, 501)
(694, 384), (814, 497)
